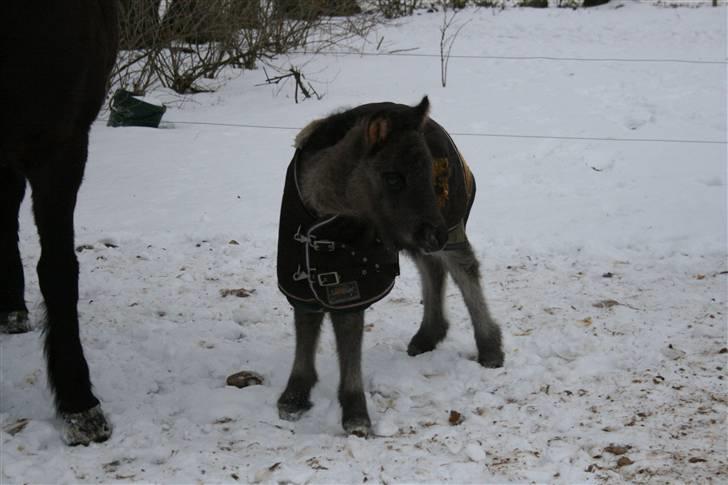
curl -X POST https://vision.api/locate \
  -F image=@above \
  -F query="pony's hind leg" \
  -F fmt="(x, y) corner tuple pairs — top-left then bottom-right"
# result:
(442, 240), (504, 368)
(26, 133), (111, 445)
(278, 308), (324, 421)
(407, 251), (449, 356)
(0, 167), (30, 333)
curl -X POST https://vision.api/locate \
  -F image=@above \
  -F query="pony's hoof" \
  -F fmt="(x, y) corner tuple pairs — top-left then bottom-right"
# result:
(343, 417), (371, 438)
(407, 332), (439, 357)
(61, 404), (112, 446)
(478, 351), (504, 369)
(277, 398), (312, 422)
(0, 310), (31, 334)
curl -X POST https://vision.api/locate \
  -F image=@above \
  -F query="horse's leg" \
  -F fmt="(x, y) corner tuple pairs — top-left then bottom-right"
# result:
(278, 308), (324, 421)
(0, 167), (30, 333)
(442, 240), (504, 368)
(407, 250), (449, 356)
(26, 132), (111, 445)
(330, 310), (370, 437)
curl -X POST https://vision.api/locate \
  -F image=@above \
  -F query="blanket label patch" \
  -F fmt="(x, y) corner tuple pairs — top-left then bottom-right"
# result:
(326, 281), (361, 305)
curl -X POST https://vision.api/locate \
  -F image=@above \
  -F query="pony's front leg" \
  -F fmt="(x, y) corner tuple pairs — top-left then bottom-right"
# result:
(407, 250), (449, 356)
(331, 310), (370, 437)
(278, 308), (324, 421)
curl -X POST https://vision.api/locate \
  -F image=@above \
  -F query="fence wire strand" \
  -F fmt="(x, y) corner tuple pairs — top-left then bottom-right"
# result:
(97, 118), (727, 145)
(287, 50), (728, 65)
(100, 41), (727, 146)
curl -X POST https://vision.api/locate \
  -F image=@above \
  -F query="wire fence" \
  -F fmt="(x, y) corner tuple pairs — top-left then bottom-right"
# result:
(287, 50), (728, 65)
(97, 118), (727, 145)
(98, 44), (727, 146)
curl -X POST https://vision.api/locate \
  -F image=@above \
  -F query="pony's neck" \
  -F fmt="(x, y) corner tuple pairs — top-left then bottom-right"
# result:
(298, 122), (366, 217)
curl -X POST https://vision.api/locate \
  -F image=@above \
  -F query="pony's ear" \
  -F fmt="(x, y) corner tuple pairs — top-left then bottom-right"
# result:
(413, 96), (430, 129)
(366, 115), (390, 146)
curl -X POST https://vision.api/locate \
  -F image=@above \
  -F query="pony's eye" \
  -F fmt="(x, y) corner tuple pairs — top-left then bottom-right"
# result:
(383, 172), (405, 191)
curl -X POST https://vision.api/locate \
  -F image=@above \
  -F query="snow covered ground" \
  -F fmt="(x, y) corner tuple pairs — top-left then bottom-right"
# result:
(2, 2), (726, 483)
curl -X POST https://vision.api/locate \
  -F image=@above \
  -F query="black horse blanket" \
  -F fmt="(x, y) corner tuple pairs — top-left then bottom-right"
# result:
(277, 103), (476, 313)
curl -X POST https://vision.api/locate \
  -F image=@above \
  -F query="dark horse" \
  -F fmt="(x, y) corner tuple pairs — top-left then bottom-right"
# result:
(0, 2), (119, 445)
(276, 97), (504, 437)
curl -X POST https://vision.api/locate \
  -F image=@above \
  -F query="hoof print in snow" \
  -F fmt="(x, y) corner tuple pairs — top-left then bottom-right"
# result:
(226, 370), (264, 388)
(61, 404), (112, 446)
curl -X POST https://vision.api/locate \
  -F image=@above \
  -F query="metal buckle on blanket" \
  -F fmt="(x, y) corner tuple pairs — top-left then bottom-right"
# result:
(293, 227), (335, 252)
(317, 272), (340, 287)
(312, 239), (335, 252)
(293, 226), (309, 244)
(292, 266), (309, 282)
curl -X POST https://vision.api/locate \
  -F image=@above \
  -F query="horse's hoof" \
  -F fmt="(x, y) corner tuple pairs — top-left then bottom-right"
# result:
(0, 310), (31, 334)
(343, 417), (371, 438)
(61, 404), (112, 446)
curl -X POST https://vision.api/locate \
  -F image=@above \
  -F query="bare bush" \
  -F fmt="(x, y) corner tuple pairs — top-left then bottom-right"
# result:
(375, 0), (423, 18)
(438, 0), (468, 87)
(112, 0), (163, 94)
(119, 0), (162, 49)
(111, 0), (379, 96)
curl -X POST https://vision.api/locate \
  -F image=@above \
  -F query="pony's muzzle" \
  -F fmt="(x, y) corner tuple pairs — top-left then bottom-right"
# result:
(415, 222), (448, 253)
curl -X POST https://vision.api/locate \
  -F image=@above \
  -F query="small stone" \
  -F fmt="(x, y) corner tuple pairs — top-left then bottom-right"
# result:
(593, 299), (620, 309)
(448, 410), (464, 426)
(617, 456), (634, 467)
(604, 445), (629, 455)
(220, 288), (254, 298)
(226, 370), (264, 388)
